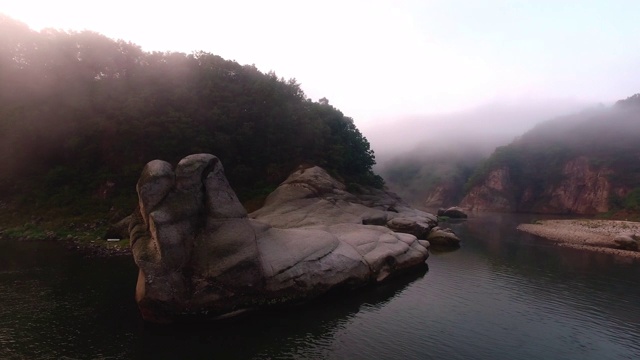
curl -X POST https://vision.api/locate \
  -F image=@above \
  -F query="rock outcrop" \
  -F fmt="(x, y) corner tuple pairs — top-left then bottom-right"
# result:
(460, 157), (628, 215)
(250, 166), (439, 230)
(538, 157), (612, 214)
(424, 184), (449, 208)
(460, 167), (516, 212)
(423, 182), (464, 209)
(130, 155), (444, 323)
(427, 227), (461, 248)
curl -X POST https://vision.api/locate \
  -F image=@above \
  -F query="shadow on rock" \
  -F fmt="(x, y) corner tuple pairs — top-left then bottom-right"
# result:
(130, 154), (435, 323)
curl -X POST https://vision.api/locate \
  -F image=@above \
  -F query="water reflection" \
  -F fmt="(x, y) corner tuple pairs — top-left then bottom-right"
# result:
(2, 213), (640, 359)
(0, 239), (138, 359)
(449, 213), (640, 359)
(135, 268), (428, 360)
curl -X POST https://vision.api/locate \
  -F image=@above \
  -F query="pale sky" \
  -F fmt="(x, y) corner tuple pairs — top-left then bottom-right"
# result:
(2, 0), (639, 127)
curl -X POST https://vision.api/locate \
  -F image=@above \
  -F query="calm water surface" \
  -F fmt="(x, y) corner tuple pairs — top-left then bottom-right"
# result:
(1, 213), (640, 359)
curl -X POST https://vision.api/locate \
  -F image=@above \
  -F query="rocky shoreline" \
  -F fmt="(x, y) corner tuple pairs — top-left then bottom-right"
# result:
(517, 219), (640, 258)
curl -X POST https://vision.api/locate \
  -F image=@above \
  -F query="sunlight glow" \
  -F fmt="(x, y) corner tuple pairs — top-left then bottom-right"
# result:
(2, 0), (639, 124)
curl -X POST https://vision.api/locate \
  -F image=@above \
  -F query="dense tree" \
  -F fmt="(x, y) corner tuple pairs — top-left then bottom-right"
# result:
(0, 16), (382, 209)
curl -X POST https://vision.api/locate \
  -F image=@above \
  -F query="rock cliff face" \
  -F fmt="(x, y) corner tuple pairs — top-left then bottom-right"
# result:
(459, 167), (515, 212)
(458, 97), (640, 215)
(538, 157), (612, 214)
(130, 154), (453, 323)
(460, 157), (626, 214)
(423, 185), (447, 208)
(423, 182), (463, 209)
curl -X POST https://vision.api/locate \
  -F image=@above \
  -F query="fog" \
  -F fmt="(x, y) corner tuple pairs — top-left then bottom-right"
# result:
(361, 98), (593, 167)
(368, 93), (640, 208)
(361, 97), (594, 205)
(4, 1), (640, 130)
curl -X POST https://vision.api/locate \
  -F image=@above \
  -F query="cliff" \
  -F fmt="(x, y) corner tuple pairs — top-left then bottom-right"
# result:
(459, 167), (515, 212)
(461, 157), (629, 214)
(460, 93), (640, 215)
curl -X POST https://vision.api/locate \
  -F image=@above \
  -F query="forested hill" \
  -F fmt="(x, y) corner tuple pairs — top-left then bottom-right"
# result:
(0, 15), (382, 212)
(461, 94), (640, 215)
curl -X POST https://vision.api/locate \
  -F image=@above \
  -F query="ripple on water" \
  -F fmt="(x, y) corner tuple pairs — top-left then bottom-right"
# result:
(2, 217), (640, 359)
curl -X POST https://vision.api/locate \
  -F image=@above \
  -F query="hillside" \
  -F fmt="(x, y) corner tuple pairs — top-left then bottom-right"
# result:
(0, 16), (382, 214)
(461, 94), (640, 215)
(371, 100), (587, 209)
(378, 147), (486, 209)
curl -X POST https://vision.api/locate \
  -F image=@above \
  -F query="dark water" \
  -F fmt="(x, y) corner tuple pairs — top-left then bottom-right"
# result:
(1, 213), (640, 359)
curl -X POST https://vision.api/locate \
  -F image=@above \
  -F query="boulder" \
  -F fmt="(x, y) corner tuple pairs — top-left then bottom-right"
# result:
(437, 207), (468, 219)
(386, 217), (437, 239)
(427, 226), (461, 248)
(613, 234), (639, 251)
(130, 155), (431, 323)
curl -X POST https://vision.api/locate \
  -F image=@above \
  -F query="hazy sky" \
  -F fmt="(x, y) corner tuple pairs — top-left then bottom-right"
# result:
(2, 0), (639, 127)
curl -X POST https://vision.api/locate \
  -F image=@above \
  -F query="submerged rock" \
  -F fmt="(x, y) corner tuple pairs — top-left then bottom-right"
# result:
(130, 155), (435, 323)
(437, 207), (468, 219)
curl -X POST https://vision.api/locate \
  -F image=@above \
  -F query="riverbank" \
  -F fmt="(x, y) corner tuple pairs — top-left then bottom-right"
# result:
(517, 219), (640, 258)
(0, 231), (131, 257)
(0, 208), (131, 257)
(0, 190), (138, 257)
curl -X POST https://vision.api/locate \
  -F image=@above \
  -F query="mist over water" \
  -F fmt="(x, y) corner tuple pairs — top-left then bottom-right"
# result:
(361, 99), (591, 166)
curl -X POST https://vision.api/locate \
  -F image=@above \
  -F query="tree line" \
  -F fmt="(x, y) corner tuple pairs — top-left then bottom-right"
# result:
(0, 15), (382, 210)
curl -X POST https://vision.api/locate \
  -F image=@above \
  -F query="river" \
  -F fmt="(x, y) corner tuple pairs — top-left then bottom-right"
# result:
(1, 213), (639, 359)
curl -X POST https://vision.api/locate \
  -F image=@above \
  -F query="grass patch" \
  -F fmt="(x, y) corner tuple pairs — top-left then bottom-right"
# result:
(0, 196), (133, 254)
(596, 209), (640, 222)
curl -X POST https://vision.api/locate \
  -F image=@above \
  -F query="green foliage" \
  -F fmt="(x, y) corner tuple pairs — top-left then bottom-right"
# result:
(463, 98), (640, 213)
(2, 223), (47, 240)
(624, 188), (640, 211)
(0, 16), (383, 217)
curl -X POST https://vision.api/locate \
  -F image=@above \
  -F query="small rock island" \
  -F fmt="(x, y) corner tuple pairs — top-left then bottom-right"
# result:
(130, 154), (458, 323)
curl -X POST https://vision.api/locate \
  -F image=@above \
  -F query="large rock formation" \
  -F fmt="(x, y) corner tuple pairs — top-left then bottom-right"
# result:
(130, 155), (443, 323)
(460, 157), (629, 215)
